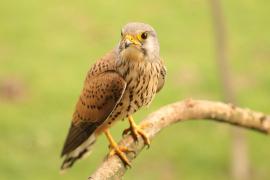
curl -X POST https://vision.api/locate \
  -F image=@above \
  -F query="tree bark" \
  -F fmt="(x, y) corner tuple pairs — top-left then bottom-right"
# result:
(89, 99), (270, 180)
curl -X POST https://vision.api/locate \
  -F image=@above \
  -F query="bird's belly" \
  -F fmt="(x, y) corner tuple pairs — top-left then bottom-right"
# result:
(95, 61), (161, 134)
(95, 72), (159, 134)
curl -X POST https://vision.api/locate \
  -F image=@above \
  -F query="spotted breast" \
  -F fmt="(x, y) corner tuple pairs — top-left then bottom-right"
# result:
(94, 56), (165, 134)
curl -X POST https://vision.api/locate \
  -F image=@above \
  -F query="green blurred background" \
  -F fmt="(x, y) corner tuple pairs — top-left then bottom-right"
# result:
(1, 0), (270, 179)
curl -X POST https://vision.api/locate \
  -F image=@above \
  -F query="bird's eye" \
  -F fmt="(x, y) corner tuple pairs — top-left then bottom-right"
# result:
(140, 32), (148, 40)
(121, 31), (123, 37)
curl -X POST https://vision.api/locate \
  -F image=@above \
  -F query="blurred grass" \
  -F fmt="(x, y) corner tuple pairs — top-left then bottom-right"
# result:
(0, 0), (270, 179)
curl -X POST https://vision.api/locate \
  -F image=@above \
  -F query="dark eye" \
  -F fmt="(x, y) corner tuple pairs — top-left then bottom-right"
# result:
(141, 32), (148, 40)
(121, 31), (123, 37)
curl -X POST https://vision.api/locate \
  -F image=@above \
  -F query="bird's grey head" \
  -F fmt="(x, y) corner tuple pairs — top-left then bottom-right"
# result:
(117, 22), (160, 62)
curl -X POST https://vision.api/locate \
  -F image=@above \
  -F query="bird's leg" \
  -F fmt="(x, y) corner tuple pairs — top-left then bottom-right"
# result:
(104, 129), (133, 167)
(122, 115), (150, 148)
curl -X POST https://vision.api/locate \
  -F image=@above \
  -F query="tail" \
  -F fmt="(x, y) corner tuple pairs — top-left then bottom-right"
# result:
(60, 134), (96, 172)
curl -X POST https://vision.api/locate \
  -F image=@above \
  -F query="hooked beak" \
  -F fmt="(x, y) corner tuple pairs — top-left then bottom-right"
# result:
(123, 34), (141, 49)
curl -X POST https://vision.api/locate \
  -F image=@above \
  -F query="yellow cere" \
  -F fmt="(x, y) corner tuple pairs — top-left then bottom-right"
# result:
(125, 34), (141, 45)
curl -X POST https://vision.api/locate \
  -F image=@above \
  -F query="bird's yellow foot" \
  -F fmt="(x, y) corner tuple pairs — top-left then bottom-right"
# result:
(104, 129), (133, 167)
(122, 115), (150, 148)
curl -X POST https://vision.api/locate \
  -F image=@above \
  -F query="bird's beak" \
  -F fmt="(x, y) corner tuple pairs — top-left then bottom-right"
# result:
(123, 34), (141, 48)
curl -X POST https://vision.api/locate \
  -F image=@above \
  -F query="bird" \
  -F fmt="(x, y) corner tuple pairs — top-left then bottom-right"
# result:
(60, 22), (166, 171)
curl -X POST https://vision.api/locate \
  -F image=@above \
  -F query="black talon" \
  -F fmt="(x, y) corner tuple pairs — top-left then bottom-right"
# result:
(122, 128), (131, 137)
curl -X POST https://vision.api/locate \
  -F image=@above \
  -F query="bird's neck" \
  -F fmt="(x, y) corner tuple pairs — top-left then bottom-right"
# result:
(116, 53), (160, 81)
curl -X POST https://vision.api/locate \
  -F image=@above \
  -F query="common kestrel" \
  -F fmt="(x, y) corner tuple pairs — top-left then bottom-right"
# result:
(60, 22), (166, 170)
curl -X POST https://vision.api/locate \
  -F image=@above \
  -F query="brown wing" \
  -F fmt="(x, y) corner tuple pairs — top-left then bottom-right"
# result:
(61, 70), (126, 156)
(156, 60), (167, 93)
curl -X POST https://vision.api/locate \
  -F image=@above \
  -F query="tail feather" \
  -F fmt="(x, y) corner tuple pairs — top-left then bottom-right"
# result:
(60, 134), (96, 171)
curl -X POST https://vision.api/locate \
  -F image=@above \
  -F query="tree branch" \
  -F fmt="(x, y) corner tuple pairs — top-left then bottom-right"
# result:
(89, 99), (270, 179)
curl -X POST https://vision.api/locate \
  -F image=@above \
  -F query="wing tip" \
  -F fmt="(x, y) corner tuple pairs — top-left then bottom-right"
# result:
(60, 134), (96, 171)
